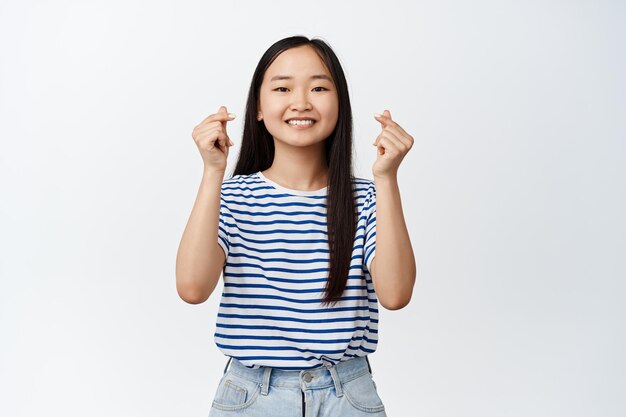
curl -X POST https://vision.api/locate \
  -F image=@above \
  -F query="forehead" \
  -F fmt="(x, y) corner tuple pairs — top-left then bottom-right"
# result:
(264, 45), (332, 81)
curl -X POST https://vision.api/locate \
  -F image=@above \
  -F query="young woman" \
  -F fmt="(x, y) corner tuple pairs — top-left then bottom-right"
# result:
(177, 35), (416, 417)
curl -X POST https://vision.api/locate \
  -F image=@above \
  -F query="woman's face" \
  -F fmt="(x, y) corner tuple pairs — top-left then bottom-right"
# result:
(257, 45), (339, 147)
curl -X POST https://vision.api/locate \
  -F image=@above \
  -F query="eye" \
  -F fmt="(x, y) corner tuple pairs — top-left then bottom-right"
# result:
(272, 87), (329, 92)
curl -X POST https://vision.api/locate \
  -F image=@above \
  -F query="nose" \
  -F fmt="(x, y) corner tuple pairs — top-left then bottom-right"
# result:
(290, 89), (312, 111)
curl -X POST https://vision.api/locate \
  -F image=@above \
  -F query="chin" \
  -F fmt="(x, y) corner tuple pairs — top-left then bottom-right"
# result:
(269, 127), (330, 146)
(276, 138), (326, 147)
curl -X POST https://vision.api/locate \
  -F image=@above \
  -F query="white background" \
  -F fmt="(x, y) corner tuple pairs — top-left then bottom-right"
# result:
(1, 1), (624, 416)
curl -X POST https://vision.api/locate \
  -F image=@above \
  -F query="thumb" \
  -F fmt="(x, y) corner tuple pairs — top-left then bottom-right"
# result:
(217, 106), (235, 147)
(218, 105), (229, 130)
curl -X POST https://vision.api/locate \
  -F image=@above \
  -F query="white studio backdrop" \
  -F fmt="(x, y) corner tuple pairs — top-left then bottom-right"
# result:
(1, 1), (624, 416)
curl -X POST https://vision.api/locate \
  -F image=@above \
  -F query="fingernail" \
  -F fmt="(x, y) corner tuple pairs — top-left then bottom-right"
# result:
(229, 139), (234, 146)
(374, 113), (382, 118)
(228, 113), (236, 118)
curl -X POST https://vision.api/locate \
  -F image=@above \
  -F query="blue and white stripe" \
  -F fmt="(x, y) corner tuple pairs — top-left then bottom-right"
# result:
(215, 171), (378, 370)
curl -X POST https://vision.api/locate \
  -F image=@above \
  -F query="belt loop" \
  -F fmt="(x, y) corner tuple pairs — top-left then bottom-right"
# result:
(260, 366), (272, 396)
(365, 355), (372, 375)
(326, 364), (344, 398)
(223, 356), (232, 376)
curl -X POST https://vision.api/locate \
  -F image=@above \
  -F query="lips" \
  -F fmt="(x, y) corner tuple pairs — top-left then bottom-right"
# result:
(285, 119), (316, 129)
(285, 117), (316, 122)
(286, 119), (316, 127)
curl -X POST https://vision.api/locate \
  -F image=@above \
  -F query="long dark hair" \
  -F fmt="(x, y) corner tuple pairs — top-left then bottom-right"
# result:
(229, 35), (357, 307)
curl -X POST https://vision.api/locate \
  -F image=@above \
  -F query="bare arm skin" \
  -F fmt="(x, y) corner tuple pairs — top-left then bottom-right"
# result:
(176, 170), (226, 304)
(370, 174), (416, 310)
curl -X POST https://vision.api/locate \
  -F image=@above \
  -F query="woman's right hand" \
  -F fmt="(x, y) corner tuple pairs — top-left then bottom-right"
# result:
(191, 105), (236, 173)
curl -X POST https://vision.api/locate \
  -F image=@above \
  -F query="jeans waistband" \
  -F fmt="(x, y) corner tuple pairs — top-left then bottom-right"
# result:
(221, 356), (373, 392)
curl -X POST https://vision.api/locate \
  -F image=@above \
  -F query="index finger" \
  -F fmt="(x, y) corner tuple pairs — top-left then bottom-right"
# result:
(199, 111), (236, 126)
(377, 114), (409, 138)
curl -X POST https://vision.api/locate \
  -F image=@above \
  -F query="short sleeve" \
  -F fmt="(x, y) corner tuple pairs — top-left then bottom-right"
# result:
(217, 184), (232, 263)
(363, 184), (377, 273)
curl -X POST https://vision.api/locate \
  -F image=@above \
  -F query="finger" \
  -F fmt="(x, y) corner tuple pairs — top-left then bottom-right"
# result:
(204, 130), (229, 151)
(375, 134), (403, 156)
(198, 107), (236, 126)
(193, 125), (219, 142)
(195, 124), (235, 148)
(378, 124), (412, 148)
(373, 114), (392, 132)
(218, 106), (229, 131)
(374, 112), (413, 144)
(386, 120), (412, 142)
(374, 111), (405, 134)
(374, 131), (400, 149)
(373, 109), (392, 124)
(217, 106), (236, 146)
(198, 112), (235, 127)
(372, 128), (402, 147)
(373, 112), (387, 128)
(376, 137), (385, 155)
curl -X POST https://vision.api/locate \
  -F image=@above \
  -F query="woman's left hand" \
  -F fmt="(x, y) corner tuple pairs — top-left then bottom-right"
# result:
(372, 109), (415, 179)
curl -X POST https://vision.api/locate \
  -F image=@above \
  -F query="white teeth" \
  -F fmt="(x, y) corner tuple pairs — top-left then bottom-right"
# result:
(287, 120), (315, 125)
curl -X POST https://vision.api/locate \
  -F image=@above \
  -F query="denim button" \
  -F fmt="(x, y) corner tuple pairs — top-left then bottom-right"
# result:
(303, 372), (313, 382)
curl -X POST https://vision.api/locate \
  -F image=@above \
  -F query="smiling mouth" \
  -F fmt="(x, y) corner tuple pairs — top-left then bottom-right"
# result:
(285, 120), (316, 129)
(286, 120), (316, 125)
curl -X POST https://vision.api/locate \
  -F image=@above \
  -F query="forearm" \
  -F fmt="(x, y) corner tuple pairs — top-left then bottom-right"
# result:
(373, 174), (416, 308)
(175, 170), (225, 301)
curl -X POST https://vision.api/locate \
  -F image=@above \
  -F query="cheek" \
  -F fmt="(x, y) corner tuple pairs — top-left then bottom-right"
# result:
(324, 106), (339, 126)
(264, 101), (286, 117)
(323, 98), (339, 119)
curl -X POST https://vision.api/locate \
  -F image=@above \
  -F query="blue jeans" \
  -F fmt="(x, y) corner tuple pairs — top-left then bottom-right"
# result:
(208, 355), (387, 416)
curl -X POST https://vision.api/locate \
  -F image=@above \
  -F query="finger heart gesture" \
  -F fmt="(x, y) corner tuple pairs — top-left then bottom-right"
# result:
(372, 109), (414, 179)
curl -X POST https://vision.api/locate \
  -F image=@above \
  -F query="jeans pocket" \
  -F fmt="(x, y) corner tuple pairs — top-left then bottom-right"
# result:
(342, 372), (386, 413)
(211, 371), (262, 411)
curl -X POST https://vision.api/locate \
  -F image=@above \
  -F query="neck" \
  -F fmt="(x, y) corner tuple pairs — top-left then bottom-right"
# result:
(262, 141), (328, 191)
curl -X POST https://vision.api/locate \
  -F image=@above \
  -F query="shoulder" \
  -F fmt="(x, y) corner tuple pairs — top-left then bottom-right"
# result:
(352, 176), (376, 199)
(220, 172), (261, 193)
(222, 172), (256, 186)
(351, 177), (375, 217)
(352, 176), (374, 188)
(219, 173), (261, 213)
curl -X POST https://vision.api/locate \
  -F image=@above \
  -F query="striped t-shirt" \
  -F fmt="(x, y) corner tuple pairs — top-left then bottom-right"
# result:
(214, 170), (378, 370)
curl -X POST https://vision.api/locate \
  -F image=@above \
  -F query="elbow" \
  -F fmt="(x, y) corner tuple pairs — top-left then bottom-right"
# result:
(178, 290), (208, 305)
(379, 277), (415, 311)
(381, 296), (411, 311)
(176, 279), (211, 305)
(380, 291), (413, 310)
(176, 263), (223, 305)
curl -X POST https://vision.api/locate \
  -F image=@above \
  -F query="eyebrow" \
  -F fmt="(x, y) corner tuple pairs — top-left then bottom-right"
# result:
(269, 74), (333, 82)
